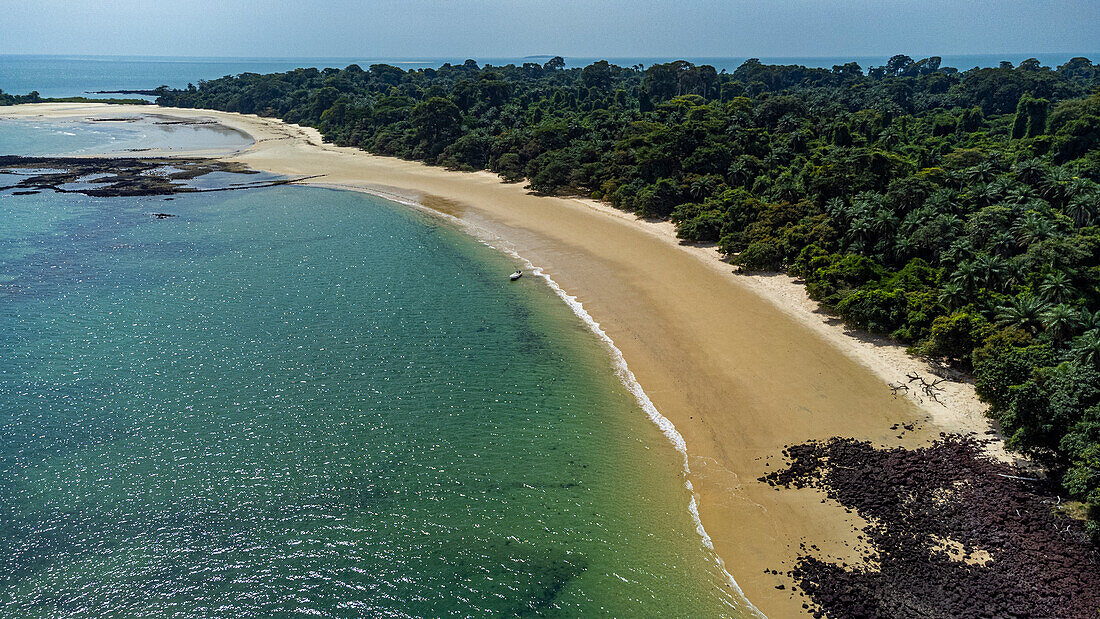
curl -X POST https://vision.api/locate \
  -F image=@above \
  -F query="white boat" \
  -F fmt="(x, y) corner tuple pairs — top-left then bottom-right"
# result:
(509, 270), (522, 281)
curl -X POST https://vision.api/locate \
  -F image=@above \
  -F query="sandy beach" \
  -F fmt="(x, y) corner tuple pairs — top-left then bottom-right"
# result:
(2, 103), (1007, 617)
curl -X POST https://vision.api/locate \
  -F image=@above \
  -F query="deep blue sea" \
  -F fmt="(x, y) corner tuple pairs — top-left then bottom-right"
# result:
(1, 53), (1096, 98)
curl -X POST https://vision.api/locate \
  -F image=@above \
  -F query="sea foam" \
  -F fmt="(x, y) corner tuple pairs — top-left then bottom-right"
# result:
(352, 184), (766, 618)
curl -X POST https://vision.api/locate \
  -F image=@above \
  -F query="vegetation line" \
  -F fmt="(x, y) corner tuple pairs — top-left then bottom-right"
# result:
(10, 53), (1096, 537)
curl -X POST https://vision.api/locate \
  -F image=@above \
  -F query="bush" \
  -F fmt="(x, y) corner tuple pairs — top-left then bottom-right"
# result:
(836, 288), (909, 334)
(918, 311), (992, 365)
(790, 244), (829, 277)
(974, 343), (1057, 413)
(494, 153), (524, 182)
(675, 209), (726, 242)
(804, 253), (884, 305)
(733, 238), (786, 271)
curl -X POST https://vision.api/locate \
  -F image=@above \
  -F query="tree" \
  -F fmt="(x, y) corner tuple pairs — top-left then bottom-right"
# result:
(542, 56), (565, 71)
(410, 97), (462, 155)
(1012, 94), (1050, 139)
(996, 296), (1050, 334)
(1043, 303), (1081, 344)
(884, 54), (915, 77)
(1072, 330), (1100, 366)
(1039, 271), (1076, 303)
(581, 61), (612, 91)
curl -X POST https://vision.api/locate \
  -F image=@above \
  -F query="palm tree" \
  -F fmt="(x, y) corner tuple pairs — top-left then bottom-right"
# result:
(971, 183), (1000, 207)
(987, 177), (1014, 200)
(942, 238), (974, 267)
(880, 130), (901, 149)
(929, 190), (961, 215)
(1070, 329), (1100, 366)
(996, 295), (1050, 334)
(689, 176), (717, 200)
(1042, 303), (1080, 344)
(772, 174), (802, 203)
(871, 209), (899, 238)
(727, 161), (752, 187)
(975, 253), (1010, 290)
(844, 216), (874, 252)
(893, 235), (921, 262)
(938, 282), (968, 310)
(965, 161), (997, 184)
(1038, 271), (1075, 303)
(951, 261), (980, 293)
(776, 114), (801, 133)
(1012, 158), (1049, 185)
(1065, 177), (1094, 200)
(1013, 212), (1053, 247)
(1039, 167), (1073, 202)
(988, 231), (1017, 257)
(1079, 308), (1100, 331)
(1003, 184), (1038, 205)
(824, 197), (847, 219)
(1064, 193), (1097, 228)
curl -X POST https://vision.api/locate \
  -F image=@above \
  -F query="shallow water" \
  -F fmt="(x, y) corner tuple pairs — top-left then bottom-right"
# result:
(0, 116), (252, 156)
(0, 171), (754, 616)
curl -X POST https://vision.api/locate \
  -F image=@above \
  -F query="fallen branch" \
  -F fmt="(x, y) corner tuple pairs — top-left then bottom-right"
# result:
(905, 372), (947, 405)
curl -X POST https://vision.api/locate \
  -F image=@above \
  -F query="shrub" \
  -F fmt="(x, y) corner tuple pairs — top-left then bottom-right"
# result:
(734, 238), (786, 271)
(836, 288), (909, 334)
(918, 311), (993, 366)
(804, 253), (884, 305)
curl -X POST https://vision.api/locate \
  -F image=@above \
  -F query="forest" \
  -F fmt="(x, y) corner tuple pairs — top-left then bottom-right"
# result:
(0, 90), (150, 106)
(151, 55), (1098, 535)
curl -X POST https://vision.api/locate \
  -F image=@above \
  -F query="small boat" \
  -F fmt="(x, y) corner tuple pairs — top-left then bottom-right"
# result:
(509, 270), (523, 281)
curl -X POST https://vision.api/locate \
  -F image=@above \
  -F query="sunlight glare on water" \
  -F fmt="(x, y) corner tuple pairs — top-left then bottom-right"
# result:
(0, 179), (753, 617)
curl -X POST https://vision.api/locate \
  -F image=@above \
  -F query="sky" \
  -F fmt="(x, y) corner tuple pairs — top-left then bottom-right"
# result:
(1, 0), (1097, 59)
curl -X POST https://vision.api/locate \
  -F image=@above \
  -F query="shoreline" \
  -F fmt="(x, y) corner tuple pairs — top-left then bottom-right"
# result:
(312, 180), (764, 616)
(2, 103), (1009, 617)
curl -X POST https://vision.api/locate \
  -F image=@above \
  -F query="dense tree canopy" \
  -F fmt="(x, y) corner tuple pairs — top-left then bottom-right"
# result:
(0, 89), (42, 105)
(155, 55), (1100, 535)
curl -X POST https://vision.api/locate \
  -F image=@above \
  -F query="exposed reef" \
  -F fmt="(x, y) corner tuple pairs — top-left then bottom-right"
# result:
(762, 437), (1100, 618)
(0, 156), (316, 197)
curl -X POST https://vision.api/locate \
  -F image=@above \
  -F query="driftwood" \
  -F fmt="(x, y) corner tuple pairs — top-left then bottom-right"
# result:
(888, 372), (948, 405)
(906, 372), (947, 405)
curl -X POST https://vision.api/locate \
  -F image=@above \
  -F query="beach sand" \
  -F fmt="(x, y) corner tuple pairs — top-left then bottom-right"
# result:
(3, 103), (1008, 617)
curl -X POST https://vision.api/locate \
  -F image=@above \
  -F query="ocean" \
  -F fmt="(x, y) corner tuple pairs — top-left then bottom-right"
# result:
(1, 53), (1096, 99)
(0, 110), (756, 614)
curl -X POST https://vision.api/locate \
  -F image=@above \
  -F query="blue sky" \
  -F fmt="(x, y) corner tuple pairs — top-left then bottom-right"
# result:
(2, 0), (1097, 58)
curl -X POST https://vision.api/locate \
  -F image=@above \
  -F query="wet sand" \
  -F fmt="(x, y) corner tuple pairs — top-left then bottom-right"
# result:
(2, 103), (1005, 617)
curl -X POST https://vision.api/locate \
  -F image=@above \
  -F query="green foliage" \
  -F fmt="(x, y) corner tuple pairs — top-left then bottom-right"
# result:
(0, 90), (146, 106)
(734, 238), (786, 271)
(154, 55), (1100, 530)
(836, 288), (909, 334)
(803, 253), (884, 305)
(919, 311), (993, 364)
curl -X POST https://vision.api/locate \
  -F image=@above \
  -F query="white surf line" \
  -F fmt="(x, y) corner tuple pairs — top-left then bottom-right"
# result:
(314, 182), (768, 618)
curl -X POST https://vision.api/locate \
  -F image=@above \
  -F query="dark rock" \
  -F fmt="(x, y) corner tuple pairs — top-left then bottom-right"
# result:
(762, 437), (1100, 618)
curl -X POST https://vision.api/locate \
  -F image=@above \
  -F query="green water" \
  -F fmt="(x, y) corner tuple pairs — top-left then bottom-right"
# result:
(0, 185), (752, 617)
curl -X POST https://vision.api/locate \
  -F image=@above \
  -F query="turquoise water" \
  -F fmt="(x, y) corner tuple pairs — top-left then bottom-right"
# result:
(0, 159), (753, 614)
(2, 53), (1096, 98)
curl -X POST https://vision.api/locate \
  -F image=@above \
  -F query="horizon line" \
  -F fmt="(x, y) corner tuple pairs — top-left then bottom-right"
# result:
(1, 51), (1098, 62)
